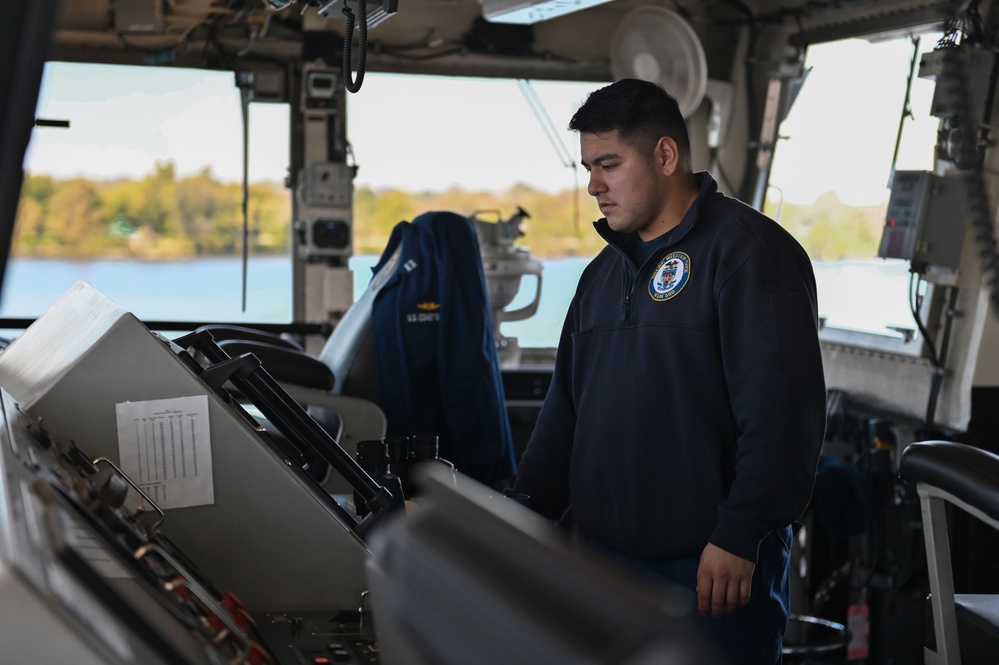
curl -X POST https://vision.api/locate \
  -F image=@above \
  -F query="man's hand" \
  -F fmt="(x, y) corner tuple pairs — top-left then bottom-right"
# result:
(696, 543), (755, 618)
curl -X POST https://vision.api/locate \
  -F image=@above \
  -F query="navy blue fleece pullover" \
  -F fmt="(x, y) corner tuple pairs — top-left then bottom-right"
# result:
(514, 173), (826, 562)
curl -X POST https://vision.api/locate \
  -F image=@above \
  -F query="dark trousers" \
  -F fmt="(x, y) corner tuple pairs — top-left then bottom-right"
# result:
(588, 526), (792, 665)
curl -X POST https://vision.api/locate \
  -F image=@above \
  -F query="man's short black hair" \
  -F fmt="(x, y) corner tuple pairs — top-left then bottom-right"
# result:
(569, 78), (691, 166)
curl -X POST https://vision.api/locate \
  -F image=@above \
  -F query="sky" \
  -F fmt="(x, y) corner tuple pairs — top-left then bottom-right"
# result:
(26, 65), (593, 195)
(24, 32), (941, 206)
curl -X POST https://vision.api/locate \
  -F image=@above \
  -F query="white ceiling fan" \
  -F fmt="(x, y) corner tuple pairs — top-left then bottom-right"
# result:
(610, 6), (733, 147)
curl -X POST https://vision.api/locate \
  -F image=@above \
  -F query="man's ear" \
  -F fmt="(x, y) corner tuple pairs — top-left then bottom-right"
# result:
(657, 136), (680, 176)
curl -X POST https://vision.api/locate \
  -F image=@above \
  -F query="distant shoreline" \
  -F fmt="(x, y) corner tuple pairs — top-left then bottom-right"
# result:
(17, 169), (889, 262)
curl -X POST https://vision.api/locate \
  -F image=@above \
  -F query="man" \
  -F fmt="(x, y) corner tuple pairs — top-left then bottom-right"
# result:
(513, 78), (826, 664)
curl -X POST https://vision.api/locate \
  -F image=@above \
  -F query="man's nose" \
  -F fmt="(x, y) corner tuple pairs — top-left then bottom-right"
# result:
(587, 171), (605, 197)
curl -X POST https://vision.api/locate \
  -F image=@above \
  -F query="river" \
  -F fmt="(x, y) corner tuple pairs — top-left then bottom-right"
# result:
(0, 255), (914, 347)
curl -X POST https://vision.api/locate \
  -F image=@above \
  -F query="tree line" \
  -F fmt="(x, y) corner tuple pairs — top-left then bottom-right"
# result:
(15, 162), (290, 260)
(14, 162), (888, 261)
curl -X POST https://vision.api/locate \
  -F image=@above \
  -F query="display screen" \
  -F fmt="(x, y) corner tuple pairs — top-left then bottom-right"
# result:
(308, 73), (336, 95)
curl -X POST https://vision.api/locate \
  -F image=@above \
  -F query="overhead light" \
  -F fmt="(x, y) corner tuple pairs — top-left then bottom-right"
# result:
(480, 0), (614, 25)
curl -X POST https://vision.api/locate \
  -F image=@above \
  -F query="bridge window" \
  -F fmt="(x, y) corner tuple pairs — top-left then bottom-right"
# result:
(766, 32), (942, 342)
(7, 61), (293, 338)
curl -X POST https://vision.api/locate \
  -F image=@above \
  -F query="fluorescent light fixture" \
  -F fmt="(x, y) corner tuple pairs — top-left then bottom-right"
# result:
(480, 0), (615, 24)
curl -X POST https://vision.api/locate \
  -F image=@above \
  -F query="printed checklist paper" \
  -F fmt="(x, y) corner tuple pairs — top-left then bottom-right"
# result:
(116, 395), (214, 509)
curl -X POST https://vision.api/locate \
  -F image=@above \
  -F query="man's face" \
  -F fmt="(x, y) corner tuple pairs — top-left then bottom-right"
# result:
(580, 129), (669, 240)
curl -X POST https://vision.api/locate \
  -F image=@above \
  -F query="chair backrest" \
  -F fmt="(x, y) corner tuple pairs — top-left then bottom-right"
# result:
(324, 211), (516, 487)
(899, 440), (999, 665)
(317, 242), (402, 404)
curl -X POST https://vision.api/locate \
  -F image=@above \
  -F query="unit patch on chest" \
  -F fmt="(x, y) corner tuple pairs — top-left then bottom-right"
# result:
(649, 251), (691, 301)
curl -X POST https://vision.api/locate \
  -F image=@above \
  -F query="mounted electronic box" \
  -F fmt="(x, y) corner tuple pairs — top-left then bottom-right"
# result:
(301, 66), (340, 114)
(296, 63), (356, 258)
(876, 43), (996, 275)
(297, 161), (356, 258)
(877, 170), (969, 272)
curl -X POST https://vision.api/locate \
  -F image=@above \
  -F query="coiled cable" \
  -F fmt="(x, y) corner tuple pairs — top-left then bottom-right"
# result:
(341, 0), (368, 93)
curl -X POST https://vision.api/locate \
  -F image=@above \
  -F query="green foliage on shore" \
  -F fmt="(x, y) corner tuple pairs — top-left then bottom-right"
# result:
(15, 163), (887, 261)
(353, 182), (607, 257)
(765, 192), (887, 263)
(16, 163), (292, 260)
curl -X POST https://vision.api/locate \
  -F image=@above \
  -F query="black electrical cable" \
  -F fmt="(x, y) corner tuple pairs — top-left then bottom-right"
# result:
(907, 269), (957, 428)
(203, 13), (287, 67)
(908, 270), (941, 368)
(341, 0), (368, 93)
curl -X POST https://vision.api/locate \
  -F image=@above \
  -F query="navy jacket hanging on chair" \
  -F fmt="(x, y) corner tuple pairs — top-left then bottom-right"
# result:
(370, 211), (516, 486)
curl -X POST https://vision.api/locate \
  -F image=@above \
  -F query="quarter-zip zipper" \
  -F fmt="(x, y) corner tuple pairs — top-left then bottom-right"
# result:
(595, 173), (708, 323)
(620, 249), (669, 323)
(599, 219), (688, 323)
(622, 272), (634, 322)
